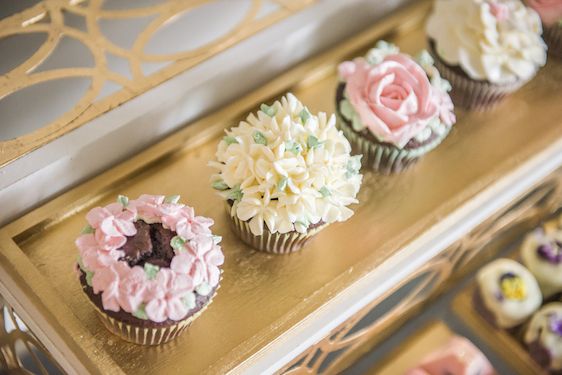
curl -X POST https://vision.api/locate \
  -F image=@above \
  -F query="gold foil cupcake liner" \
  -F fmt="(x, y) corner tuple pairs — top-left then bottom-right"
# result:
(88, 288), (218, 345)
(227, 205), (327, 254)
(544, 25), (562, 58)
(430, 49), (526, 111)
(336, 114), (450, 175)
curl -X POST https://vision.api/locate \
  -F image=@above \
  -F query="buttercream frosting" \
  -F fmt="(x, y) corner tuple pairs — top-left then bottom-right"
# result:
(526, 0), (562, 26)
(524, 303), (562, 370)
(337, 41), (455, 149)
(427, 0), (547, 85)
(76, 194), (224, 323)
(209, 93), (363, 236)
(476, 258), (542, 328)
(521, 226), (562, 296)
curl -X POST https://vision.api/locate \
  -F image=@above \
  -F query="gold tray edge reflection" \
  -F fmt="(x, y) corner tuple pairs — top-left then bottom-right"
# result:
(452, 286), (543, 375)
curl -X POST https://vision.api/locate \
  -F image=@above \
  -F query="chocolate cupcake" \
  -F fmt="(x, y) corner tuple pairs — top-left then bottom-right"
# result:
(426, 0), (547, 110)
(524, 303), (562, 374)
(209, 93), (363, 254)
(75, 194), (224, 345)
(474, 259), (542, 330)
(405, 336), (495, 375)
(521, 226), (562, 298)
(527, 0), (562, 58)
(336, 41), (456, 174)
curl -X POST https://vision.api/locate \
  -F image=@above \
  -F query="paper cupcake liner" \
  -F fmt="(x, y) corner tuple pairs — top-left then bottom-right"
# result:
(88, 289), (217, 345)
(430, 50), (525, 111)
(227, 205), (327, 254)
(544, 24), (562, 58)
(336, 113), (450, 174)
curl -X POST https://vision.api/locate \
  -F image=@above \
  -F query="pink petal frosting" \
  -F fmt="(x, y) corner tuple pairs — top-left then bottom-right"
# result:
(526, 0), (562, 26)
(339, 54), (445, 148)
(76, 194), (224, 322)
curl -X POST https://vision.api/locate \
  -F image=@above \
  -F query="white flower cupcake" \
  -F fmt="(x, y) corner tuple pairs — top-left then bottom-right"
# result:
(209, 93), (363, 254)
(524, 303), (562, 373)
(427, 0), (547, 110)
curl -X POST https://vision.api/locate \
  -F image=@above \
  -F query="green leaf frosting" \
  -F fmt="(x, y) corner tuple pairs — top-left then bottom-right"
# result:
(319, 186), (331, 198)
(144, 263), (160, 280)
(260, 103), (277, 117)
(164, 194), (180, 204)
(223, 135), (239, 145)
(307, 135), (323, 149)
(227, 185), (243, 201)
(81, 224), (94, 234)
(133, 304), (148, 320)
(117, 195), (129, 207)
(346, 155), (362, 178)
(299, 108), (311, 124)
(212, 180), (229, 191)
(277, 176), (288, 191)
(285, 140), (302, 155)
(85, 271), (94, 287)
(181, 293), (196, 310)
(196, 282), (212, 296)
(170, 236), (186, 251)
(253, 131), (268, 146)
(212, 235), (222, 244)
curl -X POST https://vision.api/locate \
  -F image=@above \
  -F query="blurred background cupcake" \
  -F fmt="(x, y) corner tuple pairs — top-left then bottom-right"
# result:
(426, 0), (548, 110)
(527, 0), (562, 58)
(524, 303), (562, 373)
(75, 194), (224, 345)
(210, 93), (363, 254)
(336, 41), (456, 174)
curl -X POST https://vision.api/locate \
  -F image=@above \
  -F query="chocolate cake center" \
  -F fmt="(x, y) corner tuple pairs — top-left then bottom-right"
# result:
(120, 220), (175, 268)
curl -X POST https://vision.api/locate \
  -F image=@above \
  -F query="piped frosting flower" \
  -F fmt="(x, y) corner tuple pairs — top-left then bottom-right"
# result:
(75, 194), (224, 322)
(209, 93), (363, 236)
(337, 41), (456, 148)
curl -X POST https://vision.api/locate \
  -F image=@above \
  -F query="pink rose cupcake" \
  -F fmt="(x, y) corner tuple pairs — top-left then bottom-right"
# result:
(75, 194), (224, 345)
(527, 0), (562, 57)
(336, 41), (456, 174)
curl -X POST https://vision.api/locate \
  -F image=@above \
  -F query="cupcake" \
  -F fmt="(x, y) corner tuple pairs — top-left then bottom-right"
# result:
(426, 0), (548, 110)
(527, 0), (562, 58)
(474, 259), (542, 329)
(336, 41), (456, 174)
(75, 194), (224, 345)
(521, 226), (562, 297)
(209, 93), (363, 254)
(405, 336), (495, 375)
(524, 303), (562, 373)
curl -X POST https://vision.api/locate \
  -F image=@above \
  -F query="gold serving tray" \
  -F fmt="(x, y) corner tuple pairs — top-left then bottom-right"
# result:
(453, 287), (544, 375)
(1, 1), (562, 374)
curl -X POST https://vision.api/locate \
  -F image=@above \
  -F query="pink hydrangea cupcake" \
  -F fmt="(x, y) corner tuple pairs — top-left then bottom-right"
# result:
(427, 0), (548, 110)
(75, 194), (224, 345)
(527, 0), (562, 57)
(336, 41), (456, 174)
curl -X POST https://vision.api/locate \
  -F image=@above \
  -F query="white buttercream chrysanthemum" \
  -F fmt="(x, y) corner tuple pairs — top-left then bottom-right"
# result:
(209, 93), (363, 236)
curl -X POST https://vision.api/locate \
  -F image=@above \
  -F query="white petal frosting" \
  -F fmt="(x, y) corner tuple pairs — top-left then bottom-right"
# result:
(427, 0), (547, 85)
(210, 93), (363, 236)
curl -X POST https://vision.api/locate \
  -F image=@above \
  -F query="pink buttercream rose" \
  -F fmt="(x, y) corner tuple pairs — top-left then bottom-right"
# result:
(339, 55), (440, 148)
(526, 0), (562, 25)
(118, 266), (150, 313)
(76, 234), (120, 271)
(92, 262), (130, 312)
(144, 269), (194, 322)
(171, 235), (224, 287)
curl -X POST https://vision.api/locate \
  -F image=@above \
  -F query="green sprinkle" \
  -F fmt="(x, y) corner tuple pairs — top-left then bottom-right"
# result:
(81, 224), (94, 234)
(285, 140), (302, 155)
(117, 195), (129, 207)
(133, 304), (148, 320)
(260, 103), (277, 117)
(277, 177), (288, 191)
(299, 108), (311, 124)
(227, 185), (243, 201)
(223, 135), (239, 145)
(181, 293), (196, 309)
(164, 194), (180, 204)
(196, 282), (212, 296)
(319, 186), (331, 198)
(253, 131), (268, 146)
(170, 236), (186, 251)
(212, 180), (229, 191)
(85, 271), (94, 287)
(307, 135), (323, 149)
(144, 263), (160, 280)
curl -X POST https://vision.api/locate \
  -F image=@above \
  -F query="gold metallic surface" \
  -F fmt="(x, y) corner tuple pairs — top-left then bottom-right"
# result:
(0, 1), (562, 374)
(0, 0), (317, 167)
